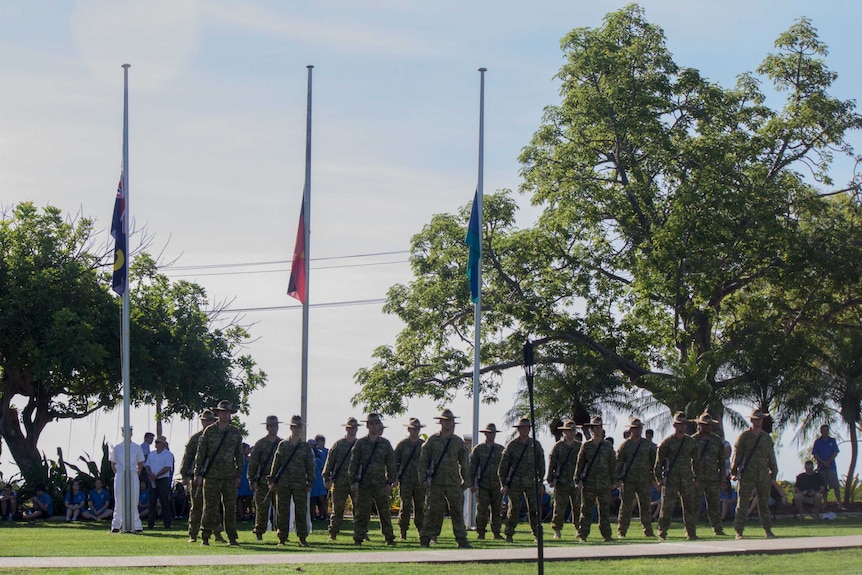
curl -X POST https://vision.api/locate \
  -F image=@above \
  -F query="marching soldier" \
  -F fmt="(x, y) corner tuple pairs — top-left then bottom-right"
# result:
(574, 416), (616, 542)
(348, 413), (397, 546)
(731, 409), (778, 539)
(499, 417), (546, 543)
(267, 415), (315, 547)
(322, 416), (359, 541)
(655, 411), (698, 541)
(548, 419), (581, 539)
(470, 423), (504, 540)
(194, 400), (244, 546)
(693, 412), (726, 536)
(248, 415), (282, 540)
(394, 417), (426, 541)
(616, 417), (656, 538)
(180, 409), (220, 543)
(418, 409), (472, 549)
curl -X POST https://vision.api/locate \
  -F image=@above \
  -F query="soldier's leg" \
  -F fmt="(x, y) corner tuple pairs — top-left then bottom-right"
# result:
(617, 482), (635, 536)
(636, 481), (655, 536)
(447, 484), (469, 544)
(552, 485), (568, 531)
(755, 475), (773, 532)
(489, 484), (503, 536)
(680, 482), (698, 537)
(252, 486), (272, 535)
(328, 484), (348, 537)
(521, 485), (539, 537)
(398, 483), (413, 535)
(597, 486), (612, 539)
(412, 485), (426, 532)
(275, 488), (291, 542)
(704, 481), (722, 533)
(353, 487), (371, 543)
(375, 488), (395, 541)
(200, 479), (219, 539)
(188, 481), (203, 537)
(505, 486), (524, 537)
(221, 479), (239, 541)
(476, 487), (490, 535)
(734, 478), (755, 535)
(572, 485), (582, 531)
(292, 488), (309, 540)
(420, 485), (444, 544)
(577, 486), (595, 539)
(658, 483), (677, 537)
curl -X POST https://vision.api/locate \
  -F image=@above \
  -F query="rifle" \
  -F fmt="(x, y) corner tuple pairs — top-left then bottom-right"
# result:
(736, 432), (763, 479)
(660, 457), (670, 481)
(253, 440), (279, 485)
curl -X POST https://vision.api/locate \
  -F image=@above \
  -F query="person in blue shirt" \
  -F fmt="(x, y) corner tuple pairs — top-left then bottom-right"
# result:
(812, 424), (844, 510)
(82, 478), (113, 520)
(138, 479), (150, 520)
(64, 481), (86, 521)
(0, 483), (18, 520)
(23, 483), (53, 520)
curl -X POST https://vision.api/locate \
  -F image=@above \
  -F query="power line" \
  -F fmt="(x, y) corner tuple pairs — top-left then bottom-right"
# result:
(166, 259), (408, 278)
(163, 250), (409, 272)
(213, 297), (387, 313)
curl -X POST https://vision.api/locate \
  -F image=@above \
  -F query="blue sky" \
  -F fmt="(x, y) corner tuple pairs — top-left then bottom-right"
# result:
(1, 0), (859, 479)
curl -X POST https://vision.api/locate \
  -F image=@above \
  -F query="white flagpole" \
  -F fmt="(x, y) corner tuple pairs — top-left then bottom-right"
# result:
(120, 63), (133, 532)
(300, 65), (313, 440)
(470, 67), (486, 529)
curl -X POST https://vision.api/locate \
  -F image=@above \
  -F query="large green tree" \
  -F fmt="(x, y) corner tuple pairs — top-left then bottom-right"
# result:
(353, 6), (862, 428)
(0, 203), (266, 484)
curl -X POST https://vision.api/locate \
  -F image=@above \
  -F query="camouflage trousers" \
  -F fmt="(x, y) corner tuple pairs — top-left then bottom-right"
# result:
(694, 479), (722, 533)
(353, 484), (394, 543)
(618, 479), (654, 536)
(421, 483), (468, 545)
(252, 482), (274, 535)
(327, 483), (354, 537)
(578, 483), (612, 540)
(505, 483), (540, 537)
(476, 482), (502, 536)
(551, 481), (580, 532)
(201, 477), (238, 541)
(398, 481), (425, 535)
(734, 470), (773, 534)
(659, 479), (697, 537)
(275, 485), (308, 541)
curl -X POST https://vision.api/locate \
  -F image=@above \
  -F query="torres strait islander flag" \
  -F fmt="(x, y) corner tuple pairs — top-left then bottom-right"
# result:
(465, 189), (481, 303)
(287, 197), (307, 303)
(110, 171), (127, 296)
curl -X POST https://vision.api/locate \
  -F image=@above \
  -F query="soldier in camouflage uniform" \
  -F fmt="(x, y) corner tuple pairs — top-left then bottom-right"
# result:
(731, 409), (778, 540)
(180, 409), (219, 543)
(469, 423), (504, 540)
(349, 413), (397, 546)
(267, 415), (315, 547)
(322, 416), (358, 541)
(616, 417), (656, 538)
(499, 417), (546, 543)
(548, 419), (580, 539)
(655, 411), (698, 541)
(418, 409), (471, 549)
(394, 417), (425, 541)
(248, 415), (282, 540)
(692, 412), (726, 536)
(574, 416), (616, 542)
(194, 400), (244, 546)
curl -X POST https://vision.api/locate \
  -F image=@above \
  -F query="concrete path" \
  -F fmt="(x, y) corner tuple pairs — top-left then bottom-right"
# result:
(5, 535), (861, 568)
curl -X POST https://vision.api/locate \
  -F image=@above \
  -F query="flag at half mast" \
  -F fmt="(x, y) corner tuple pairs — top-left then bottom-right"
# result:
(110, 171), (127, 296)
(287, 195), (307, 303)
(465, 190), (481, 302)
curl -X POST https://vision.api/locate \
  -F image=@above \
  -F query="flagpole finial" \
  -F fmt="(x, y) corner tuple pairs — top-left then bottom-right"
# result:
(478, 67), (487, 72)
(307, 65), (314, 69)
(122, 63), (131, 69)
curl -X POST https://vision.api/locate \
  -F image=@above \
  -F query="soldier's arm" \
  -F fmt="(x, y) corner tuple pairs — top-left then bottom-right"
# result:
(247, 443), (260, 484)
(385, 443), (397, 484)
(322, 442), (336, 480)
(767, 436), (778, 478)
(459, 442), (471, 487)
(267, 445), (282, 485)
(730, 434), (744, 476)
(653, 441), (665, 479)
(469, 446), (480, 479)
(305, 445), (315, 490)
(232, 432), (243, 478)
(418, 440), (431, 485)
(194, 429), (209, 476)
(536, 443), (546, 481)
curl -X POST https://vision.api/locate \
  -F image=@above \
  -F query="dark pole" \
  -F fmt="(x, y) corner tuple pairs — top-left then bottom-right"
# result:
(523, 339), (544, 575)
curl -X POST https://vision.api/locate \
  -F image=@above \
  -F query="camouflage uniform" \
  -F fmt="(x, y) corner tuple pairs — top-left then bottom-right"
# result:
(732, 429), (778, 536)
(655, 434), (698, 539)
(499, 437), (546, 539)
(548, 439), (580, 534)
(322, 436), (356, 539)
(470, 442), (503, 537)
(267, 438), (315, 543)
(575, 439), (616, 540)
(194, 423), (244, 542)
(181, 428), (206, 539)
(418, 432), (471, 546)
(248, 435), (280, 537)
(693, 430), (725, 534)
(394, 436), (425, 538)
(349, 435), (397, 544)
(616, 437), (656, 537)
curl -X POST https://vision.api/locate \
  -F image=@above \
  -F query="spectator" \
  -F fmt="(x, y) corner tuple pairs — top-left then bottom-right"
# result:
(0, 483), (18, 521)
(81, 479), (112, 520)
(719, 477), (737, 521)
(22, 483), (52, 520)
(237, 443), (253, 521)
(172, 482), (188, 519)
(812, 424), (844, 510)
(645, 429), (654, 443)
(794, 460), (826, 520)
(145, 435), (175, 529)
(309, 439), (327, 521)
(64, 481), (86, 522)
(138, 479), (150, 520)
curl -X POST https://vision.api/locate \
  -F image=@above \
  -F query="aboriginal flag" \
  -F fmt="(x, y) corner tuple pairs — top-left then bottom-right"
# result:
(287, 197), (307, 303)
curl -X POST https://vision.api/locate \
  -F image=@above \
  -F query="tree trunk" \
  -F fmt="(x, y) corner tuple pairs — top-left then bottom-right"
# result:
(0, 404), (45, 484)
(845, 421), (858, 507)
(155, 397), (163, 438)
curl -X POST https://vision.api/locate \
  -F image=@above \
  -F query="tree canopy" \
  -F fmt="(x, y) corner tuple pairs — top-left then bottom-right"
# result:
(352, 4), (862, 442)
(0, 202), (266, 484)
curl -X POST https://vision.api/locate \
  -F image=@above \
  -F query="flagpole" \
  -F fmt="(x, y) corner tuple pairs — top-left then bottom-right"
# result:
(120, 63), (133, 532)
(300, 65), (313, 441)
(470, 67), (486, 529)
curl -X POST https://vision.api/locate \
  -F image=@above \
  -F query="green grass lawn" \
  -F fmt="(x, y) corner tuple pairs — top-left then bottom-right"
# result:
(0, 515), (859, 558)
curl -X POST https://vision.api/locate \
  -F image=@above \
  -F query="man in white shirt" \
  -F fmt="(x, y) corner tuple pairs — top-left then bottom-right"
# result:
(145, 436), (175, 529)
(110, 427), (146, 533)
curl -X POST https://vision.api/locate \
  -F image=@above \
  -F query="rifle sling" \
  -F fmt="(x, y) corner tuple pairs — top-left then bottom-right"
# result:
(331, 443), (355, 482)
(478, 445), (498, 484)
(579, 441), (603, 484)
(272, 442), (302, 484)
(357, 440), (380, 485)
(739, 432), (764, 475)
(665, 436), (687, 479)
(200, 427), (230, 478)
(254, 439), (280, 483)
(505, 440), (531, 487)
(430, 437), (453, 480)
(620, 440), (643, 482)
(398, 441), (421, 482)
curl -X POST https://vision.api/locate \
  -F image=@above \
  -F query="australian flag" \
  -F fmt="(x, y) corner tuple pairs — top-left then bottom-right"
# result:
(111, 171), (127, 296)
